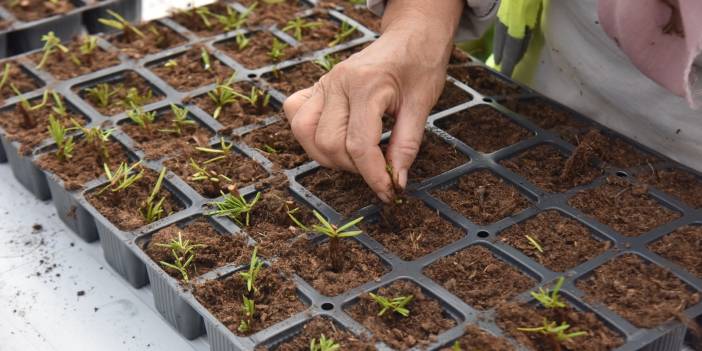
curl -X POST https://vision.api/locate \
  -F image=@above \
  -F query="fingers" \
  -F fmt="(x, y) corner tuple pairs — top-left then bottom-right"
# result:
(385, 105), (427, 190)
(288, 84), (335, 167)
(283, 87), (313, 123)
(315, 77), (356, 172)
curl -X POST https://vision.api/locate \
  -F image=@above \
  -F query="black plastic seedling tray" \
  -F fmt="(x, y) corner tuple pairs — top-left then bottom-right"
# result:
(0, 1), (701, 350)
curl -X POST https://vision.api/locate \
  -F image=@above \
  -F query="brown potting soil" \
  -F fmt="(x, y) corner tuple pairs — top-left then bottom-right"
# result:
(571, 129), (660, 170)
(193, 264), (306, 336)
(320, 0), (381, 32)
(216, 31), (296, 70)
(121, 108), (213, 160)
(86, 169), (182, 231)
(380, 131), (468, 182)
(164, 143), (267, 198)
(424, 245), (535, 310)
(362, 197), (463, 261)
(496, 303), (624, 351)
(4, 0), (73, 21)
(29, 39), (120, 80)
(500, 144), (602, 193)
(432, 82), (472, 113)
(576, 254), (700, 329)
(79, 71), (161, 116)
(499, 211), (611, 272)
(241, 121), (310, 170)
(439, 325), (514, 351)
(151, 47), (234, 92)
(144, 218), (252, 280)
(298, 168), (378, 216)
(345, 280), (456, 350)
(569, 176), (681, 237)
(433, 170), (530, 225)
(191, 81), (279, 130)
(437, 106), (532, 153)
(36, 138), (129, 190)
(294, 15), (361, 52)
(637, 168), (702, 208)
(447, 66), (523, 97)
(448, 47), (473, 65)
(0, 62), (41, 101)
(650, 225), (702, 279)
(502, 98), (587, 145)
(108, 22), (185, 59)
(169, 2), (238, 37)
(238, 0), (307, 26)
(260, 316), (377, 351)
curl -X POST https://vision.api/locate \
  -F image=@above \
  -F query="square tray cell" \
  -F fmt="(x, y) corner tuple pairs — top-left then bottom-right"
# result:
(3, 0), (77, 22)
(436, 106), (533, 154)
(28, 36), (120, 80)
(191, 81), (279, 130)
(0, 61), (43, 101)
(502, 97), (588, 145)
(498, 210), (612, 272)
(442, 325), (514, 351)
(637, 168), (702, 209)
(242, 120), (310, 170)
(107, 20), (186, 59)
(573, 129), (661, 170)
(168, 2), (241, 38)
(238, 0), (309, 27)
(432, 82), (472, 114)
(297, 168), (377, 216)
(424, 245), (536, 310)
(361, 196), (464, 261)
(258, 316), (376, 350)
(576, 254), (700, 329)
(500, 143), (602, 193)
(569, 176), (681, 237)
(285, 14), (363, 53)
(650, 225), (702, 279)
(149, 46), (234, 92)
(344, 279), (458, 350)
(432, 169), (531, 226)
(76, 70), (164, 116)
(215, 31), (295, 70)
(447, 66), (524, 98)
(324, 0), (381, 32)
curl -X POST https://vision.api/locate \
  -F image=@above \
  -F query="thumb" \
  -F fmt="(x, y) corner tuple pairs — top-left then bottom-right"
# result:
(385, 105), (427, 190)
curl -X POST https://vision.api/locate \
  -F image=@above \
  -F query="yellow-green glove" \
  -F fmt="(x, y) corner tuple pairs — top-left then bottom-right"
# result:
(493, 0), (542, 77)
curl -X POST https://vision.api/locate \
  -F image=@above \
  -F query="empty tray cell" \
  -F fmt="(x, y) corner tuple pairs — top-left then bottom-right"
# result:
(637, 168), (702, 209)
(242, 121), (310, 170)
(650, 225), (702, 279)
(441, 325), (514, 351)
(571, 129), (660, 170)
(76, 71), (163, 116)
(447, 66), (523, 97)
(191, 81), (279, 130)
(107, 20), (186, 59)
(576, 254), (700, 329)
(432, 82), (472, 113)
(169, 2), (241, 38)
(500, 144), (602, 193)
(238, 0), (308, 26)
(29, 35), (120, 80)
(345, 279), (458, 350)
(569, 176), (681, 237)
(260, 316), (376, 350)
(362, 197), (464, 261)
(436, 106), (533, 153)
(432, 169), (531, 226)
(0, 61), (43, 101)
(216, 31), (295, 70)
(503, 97), (588, 145)
(150, 46), (234, 92)
(499, 211), (612, 272)
(298, 168), (378, 216)
(3, 0), (75, 21)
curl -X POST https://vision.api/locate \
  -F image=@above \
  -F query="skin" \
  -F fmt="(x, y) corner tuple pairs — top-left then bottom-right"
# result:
(283, 0), (465, 203)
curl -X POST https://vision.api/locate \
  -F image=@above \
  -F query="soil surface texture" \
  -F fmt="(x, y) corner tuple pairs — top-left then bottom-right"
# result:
(109, 22), (185, 59)
(216, 31), (296, 70)
(151, 47), (234, 92)
(650, 225), (702, 279)
(439, 325), (514, 351)
(432, 82), (472, 113)
(260, 316), (377, 350)
(191, 82), (279, 131)
(503, 98), (587, 145)
(242, 121), (309, 170)
(29, 38), (120, 80)
(4, 0), (73, 21)
(239, 0), (307, 26)
(447, 66), (523, 97)
(437, 106), (532, 153)
(571, 129), (660, 170)
(170, 3), (241, 37)
(637, 168), (702, 208)
(0, 62), (40, 102)
(298, 168), (378, 216)
(79, 71), (161, 116)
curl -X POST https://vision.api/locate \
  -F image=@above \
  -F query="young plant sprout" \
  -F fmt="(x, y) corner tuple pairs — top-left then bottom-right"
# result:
(233, 86), (271, 112)
(123, 87), (154, 109)
(260, 144), (278, 154)
(310, 334), (340, 351)
(12, 87), (49, 129)
(36, 31), (76, 69)
(451, 340), (461, 351)
(531, 277), (567, 309)
(195, 137), (234, 163)
(525, 234), (544, 253)
(208, 191), (261, 226)
(84, 83), (119, 108)
(517, 319), (588, 344)
(238, 295), (255, 333)
(195, 6), (214, 28)
(79, 35), (99, 55)
(0, 63), (11, 91)
(98, 161), (144, 195)
(127, 107), (157, 131)
(47, 114), (74, 161)
(235, 32), (250, 50)
(155, 231), (206, 283)
(216, 5), (255, 31)
(268, 38), (288, 62)
(50, 91), (68, 117)
(188, 158), (233, 190)
(160, 104), (196, 135)
(288, 209), (363, 272)
(72, 120), (114, 164)
(282, 17), (322, 41)
(329, 21), (357, 47)
(200, 47), (212, 71)
(164, 59), (178, 68)
(239, 247), (263, 294)
(99, 9), (145, 40)
(207, 74), (238, 119)
(140, 167), (168, 224)
(314, 54), (339, 72)
(369, 292), (413, 317)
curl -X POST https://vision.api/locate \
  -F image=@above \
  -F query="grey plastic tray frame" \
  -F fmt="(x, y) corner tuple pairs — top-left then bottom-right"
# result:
(0, 1), (700, 350)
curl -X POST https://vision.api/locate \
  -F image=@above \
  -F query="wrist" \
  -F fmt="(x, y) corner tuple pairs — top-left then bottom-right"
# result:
(381, 0), (464, 41)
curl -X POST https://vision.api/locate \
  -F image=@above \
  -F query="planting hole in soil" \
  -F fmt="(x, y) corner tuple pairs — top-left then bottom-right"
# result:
(345, 279), (457, 350)
(502, 97), (588, 145)
(569, 175), (681, 237)
(432, 169), (531, 225)
(150, 47), (234, 92)
(298, 168), (377, 216)
(29, 34), (120, 80)
(499, 211), (612, 272)
(258, 316), (376, 350)
(436, 105), (533, 153)
(0, 61), (43, 101)
(242, 120), (310, 170)
(424, 245), (535, 310)
(447, 65), (524, 98)
(440, 325), (514, 351)
(3, 0), (74, 21)
(106, 19), (186, 59)
(238, 0), (308, 27)
(77, 71), (163, 116)
(120, 104), (214, 160)
(191, 81), (279, 130)
(500, 144), (602, 193)
(650, 225), (702, 279)
(576, 254), (700, 329)
(169, 2), (244, 38)
(637, 168), (702, 208)
(362, 196), (463, 261)
(215, 31), (295, 70)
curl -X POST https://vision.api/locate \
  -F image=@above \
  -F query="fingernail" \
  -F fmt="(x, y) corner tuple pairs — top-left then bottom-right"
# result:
(396, 168), (408, 191)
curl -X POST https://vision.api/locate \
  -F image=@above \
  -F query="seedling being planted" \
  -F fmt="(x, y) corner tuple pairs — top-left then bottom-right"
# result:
(207, 74), (238, 119)
(517, 319), (588, 349)
(282, 17), (322, 41)
(329, 21), (357, 47)
(314, 54), (338, 72)
(369, 292), (413, 317)
(140, 167), (168, 224)
(208, 191), (261, 226)
(155, 231), (206, 283)
(195, 137), (234, 164)
(531, 277), (566, 309)
(288, 209), (363, 272)
(160, 104), (196, 135)
(268, 38), (288, 62)
(239, 247), (263, 294)
(98, 161), (144, 195)
(238, 295), (255, 333)
(99, 10), (145, 41)
(310, 334), (340, 351)
(84, 83), (120, 109)
(36, 31), (77, 69)
(72, 121), (114, 164)
(200, 47), (212, 71)
(127, 107), (157, 131)
(188, 158), (233, 192)
(47, 114), (74, 161)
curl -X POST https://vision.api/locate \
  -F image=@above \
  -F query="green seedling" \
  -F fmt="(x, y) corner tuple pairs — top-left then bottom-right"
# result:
(141, 167), (168, 224)
(72, 120), (114, 164)
(47, 114), (74, 161)
(348, 0), (365, 5)
(99, 9), (145, 40)
(209, 191), (261, 226)
(0, 63), (11, 91)
(260, 144), (277, 154)
(200, 47), (212, 71)
(238, 295), (255, 333)
(451, 340), (461, 351)
(369, 292), (413, 317)
(12, 87), (49, 129)
(84, 83), (119, 108)
(517, 319), (588, 344)
(207, 74), (238, 119)
(525, 234), (544, 253)
(288, 209), (363, 272)
(239, 247), (263, 294)
(50, 91), (68, 117)
(329, 21), (356, 47)
(36, 31), (77, 69)
(283, 17), (322, 41)
(195, 137), (234, 164)
(188, 158), (233, 190)
(160, 104), (196, 135)
(98, 161), (144, 195)
(79, 35), (99, 55)
(268, 38), (288, 62)
(531, 277), (566, 309)
(235, 31), (250, 50)
(233, 86), (270, 112)
(127, 107), (157, 131)
(164, 59), (178, 68)
(216, 5), (255, 31)
(195, 6), (215, 29)
(310, 334), (340, 351)
(314, 54), (338, 72)
(123, 87), (153, 109)
(155, 231), (206, 283)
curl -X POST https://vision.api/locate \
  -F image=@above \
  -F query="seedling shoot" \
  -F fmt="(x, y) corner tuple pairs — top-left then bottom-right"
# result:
(369, 292), (413, 317)
(155, 231), (206, 283)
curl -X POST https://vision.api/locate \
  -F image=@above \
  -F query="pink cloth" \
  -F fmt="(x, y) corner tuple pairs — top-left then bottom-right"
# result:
(598, 0), (702, 108)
